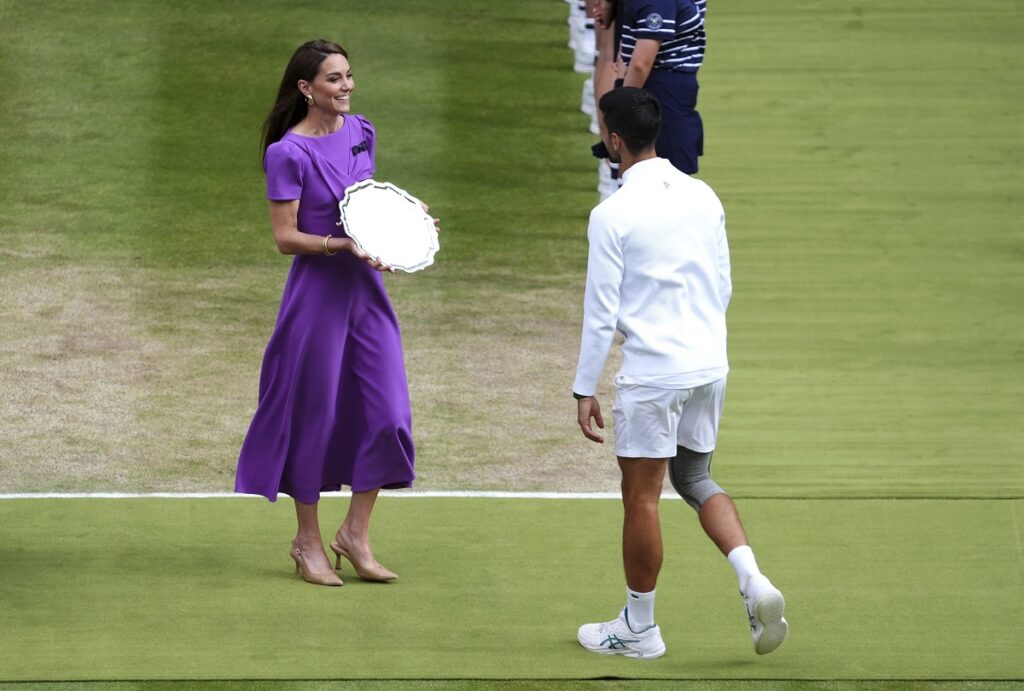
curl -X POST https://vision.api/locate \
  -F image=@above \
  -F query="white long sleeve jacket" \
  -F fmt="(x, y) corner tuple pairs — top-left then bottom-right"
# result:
(573, 157), (732, 396)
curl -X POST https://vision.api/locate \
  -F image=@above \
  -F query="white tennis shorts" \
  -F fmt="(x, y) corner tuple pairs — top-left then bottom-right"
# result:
(612, 377), (726, 459)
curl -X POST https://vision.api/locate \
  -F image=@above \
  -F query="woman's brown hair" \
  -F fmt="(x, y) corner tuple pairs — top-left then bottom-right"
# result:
(260, 39), (348, 164)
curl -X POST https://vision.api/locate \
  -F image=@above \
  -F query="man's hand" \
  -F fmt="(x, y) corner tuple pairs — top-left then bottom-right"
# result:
(591, 0), (615, 29)
(577, 396), (605, 443)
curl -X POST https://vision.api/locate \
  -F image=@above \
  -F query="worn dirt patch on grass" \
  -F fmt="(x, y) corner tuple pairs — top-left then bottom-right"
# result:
(392, 266), (624, 491)
(0, 262), (153, 490)
(0, 259), (624, 493)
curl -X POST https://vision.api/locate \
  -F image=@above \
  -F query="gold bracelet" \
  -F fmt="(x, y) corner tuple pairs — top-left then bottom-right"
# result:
(323, 234), (337, 256)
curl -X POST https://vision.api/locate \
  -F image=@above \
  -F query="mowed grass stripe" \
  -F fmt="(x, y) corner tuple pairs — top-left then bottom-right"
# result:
(0, 498), (1020, 681)
(0, 2), (190, 493)
(696, 0), (1024, 498)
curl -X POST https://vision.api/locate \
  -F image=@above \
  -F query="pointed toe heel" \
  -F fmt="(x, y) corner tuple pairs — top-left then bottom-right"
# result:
(330, 539), (398, 583)
(290, 545), (344, 587)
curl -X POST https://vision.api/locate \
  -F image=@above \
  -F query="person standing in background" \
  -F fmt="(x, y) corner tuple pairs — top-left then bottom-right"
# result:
(592, 0), (707, 182)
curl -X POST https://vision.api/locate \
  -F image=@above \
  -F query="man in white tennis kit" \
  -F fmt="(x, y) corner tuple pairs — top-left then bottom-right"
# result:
(572, 87), (787, 660)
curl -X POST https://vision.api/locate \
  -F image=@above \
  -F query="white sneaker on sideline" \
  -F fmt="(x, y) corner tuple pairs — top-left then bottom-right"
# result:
(598, 159), (620, 200)
(581, 77), (595, 115)
(567, 5), (582, 50)
(573, 26), (595, 73)
(741, 574), (788, 655)
(577, 609), (666, 659)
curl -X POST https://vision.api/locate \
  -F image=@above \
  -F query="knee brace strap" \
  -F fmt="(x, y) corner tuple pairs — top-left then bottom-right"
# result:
(668, 445), (725, 512)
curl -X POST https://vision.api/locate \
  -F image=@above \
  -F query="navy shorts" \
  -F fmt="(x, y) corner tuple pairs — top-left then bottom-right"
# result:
(645, 69), (703, 175)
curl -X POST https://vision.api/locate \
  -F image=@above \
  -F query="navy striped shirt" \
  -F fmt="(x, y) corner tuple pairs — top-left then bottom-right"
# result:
(620, 0), (706, 73)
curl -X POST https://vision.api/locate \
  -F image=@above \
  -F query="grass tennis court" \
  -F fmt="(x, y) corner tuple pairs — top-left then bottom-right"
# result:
(0, 0), (1022, 688)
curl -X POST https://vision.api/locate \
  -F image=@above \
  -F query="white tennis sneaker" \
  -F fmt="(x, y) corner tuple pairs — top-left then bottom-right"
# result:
(598, 160), (620, 201)
(581, 77), (595, 115)
(741, 574), (788, 655)
(577, 609), (666, 659)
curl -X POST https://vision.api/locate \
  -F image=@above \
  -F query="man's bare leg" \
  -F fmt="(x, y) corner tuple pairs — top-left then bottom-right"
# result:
(698, 492), (749, 556)
(618, 457), (667, 592)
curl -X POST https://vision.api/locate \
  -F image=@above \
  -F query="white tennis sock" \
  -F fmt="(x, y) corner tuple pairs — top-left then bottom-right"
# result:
(727, 545), (762, 591)
(625, 587), (656, 632)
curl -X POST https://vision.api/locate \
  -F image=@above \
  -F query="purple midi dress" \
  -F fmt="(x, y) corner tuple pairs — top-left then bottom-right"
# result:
(235, 115), (415, 503)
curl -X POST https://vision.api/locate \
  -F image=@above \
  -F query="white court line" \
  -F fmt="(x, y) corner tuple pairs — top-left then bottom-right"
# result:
(0, 490), (675, 500)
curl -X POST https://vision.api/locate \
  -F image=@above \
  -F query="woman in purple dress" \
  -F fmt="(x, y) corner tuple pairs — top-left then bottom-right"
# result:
(236, 39), (422, 587)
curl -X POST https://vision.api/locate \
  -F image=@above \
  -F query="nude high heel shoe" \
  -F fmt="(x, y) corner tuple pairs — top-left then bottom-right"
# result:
(290, 544), (344, 587)
(330, 536), (398, 582)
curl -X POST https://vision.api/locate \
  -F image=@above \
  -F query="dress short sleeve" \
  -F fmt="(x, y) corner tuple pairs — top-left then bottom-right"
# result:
(264, 141), (305, 201)
(352, 115), (377, 176)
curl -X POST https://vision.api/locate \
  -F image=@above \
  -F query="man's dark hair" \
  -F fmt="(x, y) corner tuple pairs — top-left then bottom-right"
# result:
(599, 87), (661, 155)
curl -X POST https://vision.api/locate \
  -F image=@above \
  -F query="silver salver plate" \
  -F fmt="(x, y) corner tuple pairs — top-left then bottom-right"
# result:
(338, 179), (439, 272)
